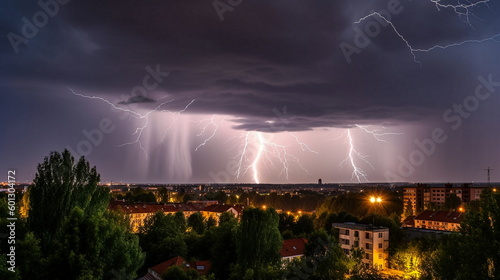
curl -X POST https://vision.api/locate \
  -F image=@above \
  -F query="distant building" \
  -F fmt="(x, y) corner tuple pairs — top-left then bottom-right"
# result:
(413, 210), (464, 231)
(109, 201), (198, 232)
(333, 223), (389, 270)
(280, 238), (307, 264)
(318, 178), (323, 185)
(143, 256), (210, 280)
(403, 184), (486, 213)
(200, 204), (244, 223)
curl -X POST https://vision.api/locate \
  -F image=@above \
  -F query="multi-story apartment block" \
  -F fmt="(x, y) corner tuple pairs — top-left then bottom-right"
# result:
(413, 210), (464, 231)
(403, 184), (486, 213)
(333, 223), (389, 270)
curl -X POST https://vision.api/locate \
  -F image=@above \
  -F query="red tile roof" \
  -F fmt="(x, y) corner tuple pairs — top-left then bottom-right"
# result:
(402, 216), (415, 227)
(414, 210), (464, 223)
(280, 238), (308, 258)
(201, 204), (244, 214)
(148, 256), (211, 277)
(108, 202), (198, 215)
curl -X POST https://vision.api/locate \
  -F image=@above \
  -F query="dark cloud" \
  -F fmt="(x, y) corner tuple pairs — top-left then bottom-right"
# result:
(2, 0), (500, 132)
(118, 96), (156, 105)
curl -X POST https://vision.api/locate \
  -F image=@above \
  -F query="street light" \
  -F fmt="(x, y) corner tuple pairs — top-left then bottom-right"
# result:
(369, 196), (383, 225)
(262, 205), (267, 210)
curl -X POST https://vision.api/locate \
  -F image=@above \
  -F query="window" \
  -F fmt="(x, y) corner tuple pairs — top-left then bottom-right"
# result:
(378, 243), (383, 249)
(366, 243), (371, 250)
(343, 248), (350, 255)
(344, 229), (350, 235)
(341, 238), (350, 246)
(354, 231), (359, 237)
(354, 241), (359, 247)
(365, 253), (370, 259)
(365, 232), (370, 239)
(378, 232), (383, 238)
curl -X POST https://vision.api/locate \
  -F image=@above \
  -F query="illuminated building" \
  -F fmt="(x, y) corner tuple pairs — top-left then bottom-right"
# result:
(333, 223), (389, 270)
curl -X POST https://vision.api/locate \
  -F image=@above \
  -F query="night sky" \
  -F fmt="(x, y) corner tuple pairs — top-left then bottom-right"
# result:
(2, 0), (500, 184)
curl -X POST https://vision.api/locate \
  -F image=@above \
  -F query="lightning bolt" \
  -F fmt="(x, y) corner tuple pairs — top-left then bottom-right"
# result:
(69, 88), (195, 158)
(340, 129), (373, 183)
(431, 0), (493, 27)
(219, 131), (313, 184)
(338, 125), (403, 183)
(194, 115), (226, 151)
(354, 1), (500, 66)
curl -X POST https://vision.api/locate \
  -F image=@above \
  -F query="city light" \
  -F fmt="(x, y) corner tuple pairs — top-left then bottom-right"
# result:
(262, 205), (267, 210)
(370, 196), (383, 203)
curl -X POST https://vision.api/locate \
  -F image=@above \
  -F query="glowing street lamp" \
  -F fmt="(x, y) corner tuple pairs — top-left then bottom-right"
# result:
(262, 205), (267, 210)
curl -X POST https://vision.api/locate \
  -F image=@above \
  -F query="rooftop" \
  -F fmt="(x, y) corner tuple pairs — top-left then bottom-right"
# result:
(414, 210), (464, 223)
(280, 238), (308, 258)
(332, 222), (389, 231)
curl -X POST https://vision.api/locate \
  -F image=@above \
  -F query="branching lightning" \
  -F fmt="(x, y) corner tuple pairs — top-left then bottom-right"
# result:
(70, 88), (195, 158)
(340, 129), (372, 183)
(338, 125), (403, 183)
(355, 1), (500, 65)
(231, 132), (312, 184)
(194, 115), (226, 151)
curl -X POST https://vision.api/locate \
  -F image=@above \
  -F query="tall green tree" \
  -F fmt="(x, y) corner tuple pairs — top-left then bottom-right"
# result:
(233, 208), (283, 280)
(24, 150), (144, 279)
(28, 150), (109, 244)
(403, 200), (414, 218)
(433, 190), (500, 279)
(443, 194), (462, 211)
(49, 207), (144, 279)
(211, 212), (238, 280)
(188, 212), (206, 235)
(138, 212), (187, 270)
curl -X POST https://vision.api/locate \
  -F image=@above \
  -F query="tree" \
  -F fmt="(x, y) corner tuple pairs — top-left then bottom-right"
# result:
(206, 216), (217, 230)
(403, 200), (414, 218)
(443, 194), (461, 211)
(288, 230), (348, 280)
(433, 190), (500, 279)
(162, 265), (199, 280)
(188, 212), (206, 235)
(233, 208), (283, 279)
(211, 212), (238, 280)
(28, 150), (109, 245)
(48, 207), (144, 279)
(138, 212), (186, 270)
(293, 215), (315, 236)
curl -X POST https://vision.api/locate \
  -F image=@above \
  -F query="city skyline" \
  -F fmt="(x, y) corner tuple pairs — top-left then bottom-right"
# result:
(2, 1), (500, 184)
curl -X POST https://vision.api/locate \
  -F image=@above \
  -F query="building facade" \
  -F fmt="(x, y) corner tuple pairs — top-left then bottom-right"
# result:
(413, 210), (464, 231)
(333, 223), (389, 270)
(403, 184), (486, 214)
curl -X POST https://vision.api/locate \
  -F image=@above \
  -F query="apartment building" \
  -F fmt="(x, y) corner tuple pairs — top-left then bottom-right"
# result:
(332, 223), (389, 270)
(403, 184), (486, 213)
(413, 210), (464, 231)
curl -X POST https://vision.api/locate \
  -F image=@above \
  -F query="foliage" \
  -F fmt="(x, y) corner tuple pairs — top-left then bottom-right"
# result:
(138, 212), (186, 270)
(162, 265), (199, 280)
(443, 193), (461, 211)
(188, 212), (206, 234)
(47, 207), (144, 279)
(233, 208), (283, 279)
(293, 215), (315, 236)
(28, 150), (110, 245)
